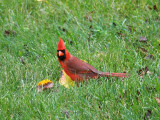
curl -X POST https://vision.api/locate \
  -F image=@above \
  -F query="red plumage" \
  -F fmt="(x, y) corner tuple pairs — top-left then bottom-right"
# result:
(57, 38), (128, 82)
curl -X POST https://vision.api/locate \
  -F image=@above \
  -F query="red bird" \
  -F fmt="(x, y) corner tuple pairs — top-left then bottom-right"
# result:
(57, 38), (128, 83)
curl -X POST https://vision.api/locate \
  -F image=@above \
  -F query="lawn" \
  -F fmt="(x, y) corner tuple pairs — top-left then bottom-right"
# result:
(0, 0), (160, 119)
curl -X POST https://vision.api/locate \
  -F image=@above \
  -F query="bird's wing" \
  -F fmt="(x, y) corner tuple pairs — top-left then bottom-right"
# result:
(66, 55), (99, 74)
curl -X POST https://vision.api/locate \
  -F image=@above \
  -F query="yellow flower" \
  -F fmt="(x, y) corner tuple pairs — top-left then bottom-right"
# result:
(59, 69), (76, 88)
(37, 79), (53, 92)
(37, 79), (52, 86)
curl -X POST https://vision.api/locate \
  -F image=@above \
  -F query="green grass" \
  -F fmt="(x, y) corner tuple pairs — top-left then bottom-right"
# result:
(0, 0), (160, 119)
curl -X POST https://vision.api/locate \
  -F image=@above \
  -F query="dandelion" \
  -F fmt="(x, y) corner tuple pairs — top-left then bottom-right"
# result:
(37, 79), (53, 92)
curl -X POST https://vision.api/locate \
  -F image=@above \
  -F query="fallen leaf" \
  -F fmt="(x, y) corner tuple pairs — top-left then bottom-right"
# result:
(137, 67), (151, 76)
(144, 110), (152, 120)
(136, 96), (139, 102)
(137, 90), (140, 95)
(145, 54), (154, 60)
(140, 36), (147, 42)
(147, 4), (158, 11)
(4, 30), (16, 37)
(155, 97), (160, 105)
(139, 47), (148, 54)
(153, 4), (158, 11)
(136, 90), (141, 102)
(139, 71), (145, 76)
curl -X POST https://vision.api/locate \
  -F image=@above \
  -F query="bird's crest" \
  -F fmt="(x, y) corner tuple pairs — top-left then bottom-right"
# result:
(57, 38), (66, 50)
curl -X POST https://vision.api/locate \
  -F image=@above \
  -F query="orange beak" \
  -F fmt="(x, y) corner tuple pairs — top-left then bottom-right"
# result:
(59, 51), (64, 56)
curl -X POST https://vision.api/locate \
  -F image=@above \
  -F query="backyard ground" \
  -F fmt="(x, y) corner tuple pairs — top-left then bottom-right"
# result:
(0, 0), (160, 119)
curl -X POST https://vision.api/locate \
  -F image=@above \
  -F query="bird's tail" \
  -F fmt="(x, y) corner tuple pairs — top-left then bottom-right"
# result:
(99, 72), (128, 77)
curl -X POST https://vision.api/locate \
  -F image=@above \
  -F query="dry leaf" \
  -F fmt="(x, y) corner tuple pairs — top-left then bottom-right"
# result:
(155, 97), (160, 105)
(140, 36), (147, 42)
(136, 90), (141, 102)
(144, 110), (152, 120)
(137, 90), (140, 95)
(145, 54), (154, 60)
(153, 4), (158, 11)
(139, 47), (148, 54)
(4, 30), (16, 37)
(147, 4), (158, 11)
(137, 67), (151, 76)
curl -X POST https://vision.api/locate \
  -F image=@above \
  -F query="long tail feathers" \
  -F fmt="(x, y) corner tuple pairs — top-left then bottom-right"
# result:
(100, 72), (128, 78)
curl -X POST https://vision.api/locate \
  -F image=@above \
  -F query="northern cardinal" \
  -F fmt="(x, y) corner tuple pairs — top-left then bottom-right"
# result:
(57, 38), (128, 83)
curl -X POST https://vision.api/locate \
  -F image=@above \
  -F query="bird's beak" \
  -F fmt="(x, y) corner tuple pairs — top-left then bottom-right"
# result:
(59, 51), (64, 56)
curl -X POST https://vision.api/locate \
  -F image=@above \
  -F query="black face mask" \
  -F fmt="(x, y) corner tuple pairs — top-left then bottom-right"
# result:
(57, 49), (66, 61)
